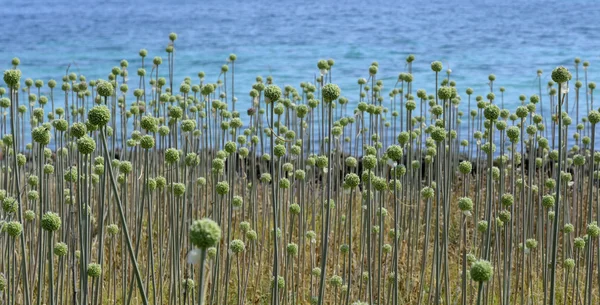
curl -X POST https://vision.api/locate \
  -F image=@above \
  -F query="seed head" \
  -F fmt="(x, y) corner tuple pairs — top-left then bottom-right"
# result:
(88, 105), (111, 126)
(189, 218), (221, 249)
(551, 66), (571, 84)
(87, 263), (102, 278)
(41, 211), (61, 232)
(470, 259), (493, 282)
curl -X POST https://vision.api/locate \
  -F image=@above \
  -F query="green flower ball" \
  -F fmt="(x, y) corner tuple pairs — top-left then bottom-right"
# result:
(216, 181), (229, 195)
(363, 155), (377, 170)
(41, 211), (61, 232)
(458, 197), (473, 212)
(88, 105), (111, 126)
(3, 69), (21, 87)
(87, 263), (102, 278)
(264, 85), (282, 103)
(140, 135), (155, 149)
(229, 239), (245, 254)
(386, 145), (403, 161)
(189, 218), (222, 249)
(32, 126), (51, 145)
(96, 81), (114, 97)
(458, 161), (472, 174)
(322, 83), (341, 102)
(54, 242), (68, 257)
(5, 221), (23, 237)
(77, 136), (96, 154)
(431, 61), (443, 72)
(551, 66), (571, 84)
(470, 259), (493, 282)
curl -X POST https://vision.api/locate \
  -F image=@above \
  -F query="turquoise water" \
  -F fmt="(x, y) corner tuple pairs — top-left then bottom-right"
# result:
(1, 0), (600, 144)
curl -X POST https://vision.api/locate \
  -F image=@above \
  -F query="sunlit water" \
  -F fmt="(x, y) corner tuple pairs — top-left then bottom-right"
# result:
(1, 0), (600, 150)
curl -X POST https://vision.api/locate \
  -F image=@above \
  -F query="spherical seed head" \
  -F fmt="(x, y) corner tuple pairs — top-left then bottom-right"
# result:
(140, 135), (155, 149)
(41, 211), (61, 232)
(437, 87), (452, 100)
(6, 221), (23, 237)
(563, 258), (575, 270)
(0, 97), (10, 108)
(3, 69), (21, 87)
(421, 186), (434, 199)
(587, 222), (600, 238)
(484, 104), (500, 121)
(477, 220), (488, 233)
(216, 181), (229, 195)
(283, 203), (300, 217)
(172, 183), (186, 197)
(363, 155), (377, 170)
(242, 229), (256, 241)
(429, 61), (443, 72)
(229, 239), (245, 254)
(588, 110), (600, 124)
(345, 157), (358, 168)
(229, 53), (237, 61)
(317, 59), (329, 71)
(386, 145), (403, 161)
(344, 173), (360, 188)
(296, 104), (308, 118)
(70, 122), (87, 138)
(180, 119), (195, 133)
(264, 85), (282, 103)
(499, 210), (511, 223)
(16, 154), (26, 167)
(551, 66), (571, 84)
(96, 81), (114, 97)
(322, 83), (341, 102)
(52, 119), (68, 132)
(274, 144), (286, 157)
(458, 197), (473, 212)
(24, 210), (35, 221)
(526, 238), (538, 249)
(506, 126), (520, 142)
(54, 242), (68, 257)
(431, 127), (446, 142)
(542, 195), (555, 209)
(224, 141), (237, 154)
(165, 148), (180, 164)
(574, 237), (585, 249)
(190, 218), (221, 249)
(564, 223), (574, 233)
(458, 161), (472, 174)
(31, 126), (51, 145)
(169, 32), (178, 41)
(77, 136), (96, 155)
(329, 275), (343, 287)
(470, 259), (493, 282)
(119, 161), (133, 174)
(368, 65), (378, 75)
(239, 221), (251, 233)
(88, 105), (111, 127)
(107, 224), (119, 235)
(87, 263), (102, 278)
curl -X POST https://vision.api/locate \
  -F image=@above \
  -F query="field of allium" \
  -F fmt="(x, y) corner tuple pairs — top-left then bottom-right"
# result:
(1, 33), (600, 305)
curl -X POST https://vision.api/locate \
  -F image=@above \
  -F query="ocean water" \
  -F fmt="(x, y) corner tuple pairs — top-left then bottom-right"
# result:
(1, 0), (600, 146)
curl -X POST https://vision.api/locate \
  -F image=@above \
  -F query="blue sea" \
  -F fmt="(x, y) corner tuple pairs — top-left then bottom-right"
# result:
(2, 0), (600, 146)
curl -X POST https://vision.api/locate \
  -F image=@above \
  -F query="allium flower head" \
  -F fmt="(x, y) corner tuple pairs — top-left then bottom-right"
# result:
(551, 66), (571, 84)
(189, 218), (221, 249)
(3, 69), (21, 87)
(41, 211), (61, 232)
(470, 259), (493, 282)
